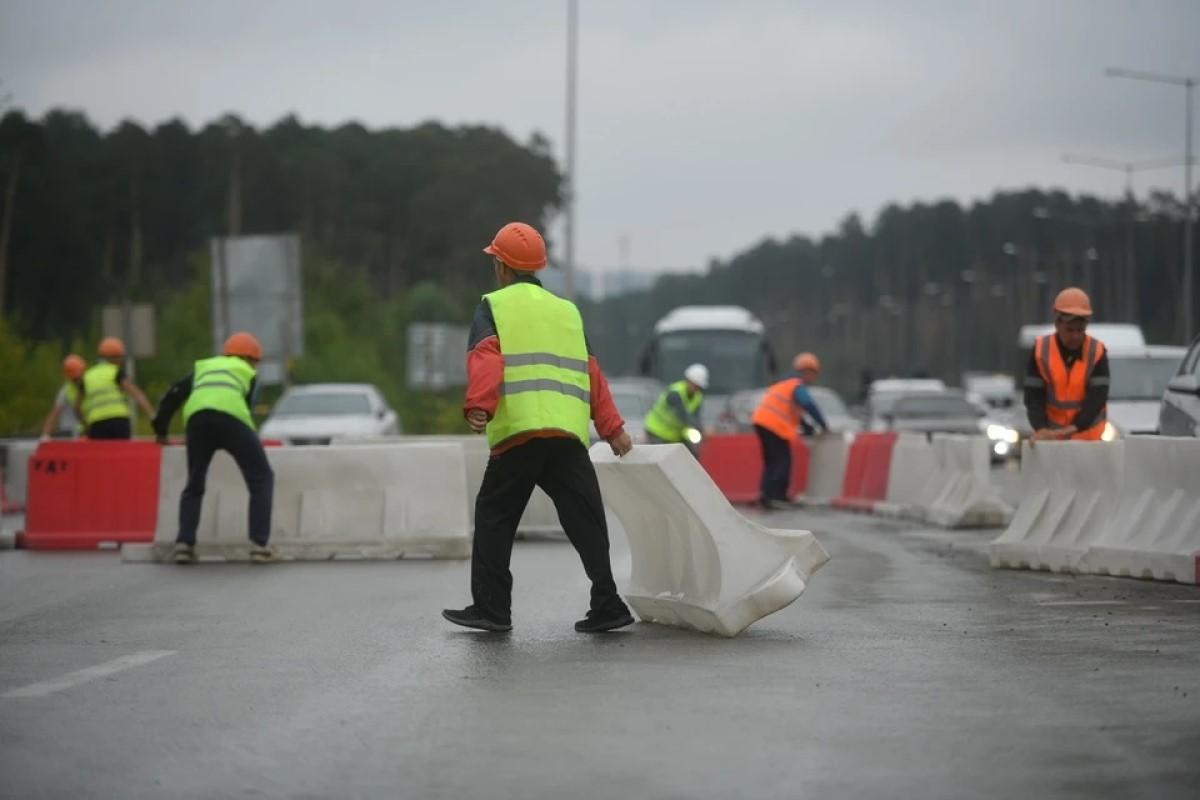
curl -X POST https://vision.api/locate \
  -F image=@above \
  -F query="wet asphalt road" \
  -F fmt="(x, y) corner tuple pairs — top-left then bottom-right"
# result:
(1, 506), (1197, 800)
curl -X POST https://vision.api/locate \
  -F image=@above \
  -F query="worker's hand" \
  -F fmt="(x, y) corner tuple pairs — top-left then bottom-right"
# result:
(466, 408), (489, 434)
(39, 433), (51, 442)
(608, 431), (633, 457)
(1059, 425), (1077, 439)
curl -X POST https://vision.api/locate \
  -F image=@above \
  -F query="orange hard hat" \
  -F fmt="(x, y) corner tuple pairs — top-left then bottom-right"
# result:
(1053, 287), (1093, 318)
(222, 331), (263, 360)
(62, 354), (86, 380)
(793, 352), (821, 373)
(98, 336), (126, 358)
(483, 222), (547, 271)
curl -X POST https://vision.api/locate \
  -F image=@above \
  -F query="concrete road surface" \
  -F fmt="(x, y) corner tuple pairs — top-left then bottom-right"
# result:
(1, 508), (1197, 799)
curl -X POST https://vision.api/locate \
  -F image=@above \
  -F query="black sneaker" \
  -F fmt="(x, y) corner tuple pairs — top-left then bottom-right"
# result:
(574, 607), (635, 633)
(172, 542), (197, 564)
(442, 606), (512, 632)
(759, 497), (784, 511)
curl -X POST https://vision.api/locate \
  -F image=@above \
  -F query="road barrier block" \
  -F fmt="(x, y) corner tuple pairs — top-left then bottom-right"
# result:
(1, 439), (39, 513)
(919, 435), (1013, 528)
(832, 432), (897, 512)
(123, 443), (471, 562)
(1083, 436), (1200, 585)
(699, 433), (809, 504)
(796, 434), (849, 507)
(22, 440), (161, 549)
(989, 441), (1123, 573)
(591, 443), (828, 637)
(876, 433), (937, 518)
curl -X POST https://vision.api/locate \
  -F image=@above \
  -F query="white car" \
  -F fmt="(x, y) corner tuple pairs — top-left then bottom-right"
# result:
(1160, 334), (1200, 437)
(1105, 345), (1187, 438)
(866, 378), (946, 431)
(260, 383), (401, 445)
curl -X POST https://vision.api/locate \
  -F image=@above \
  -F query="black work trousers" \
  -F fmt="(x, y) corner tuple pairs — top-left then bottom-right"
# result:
(755, 424), (792, 502)
(177, 410), (274, 546)
(87, 417), (132, 440)
(471, 436), (626, 623)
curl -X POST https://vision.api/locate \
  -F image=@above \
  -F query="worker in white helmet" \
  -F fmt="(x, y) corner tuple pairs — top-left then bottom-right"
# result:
(643, 363), (708, 454)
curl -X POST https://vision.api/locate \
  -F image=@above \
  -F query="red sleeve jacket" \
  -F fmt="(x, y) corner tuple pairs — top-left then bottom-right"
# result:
(463, 283), (625, 451)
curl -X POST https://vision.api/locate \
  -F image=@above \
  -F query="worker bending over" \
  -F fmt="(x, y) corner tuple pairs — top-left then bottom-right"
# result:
(1024, 287), (1109, 442)
(77, 337), (154, 439)
(443, 222), (634, 634)
(751, 352), (829, 510)
(152, 332), (276, 564)
(644, 363), (708, 454)
(40, 354), (86, 440)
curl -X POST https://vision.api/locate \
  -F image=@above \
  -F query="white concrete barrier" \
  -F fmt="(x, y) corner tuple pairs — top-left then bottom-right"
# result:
(590, 443), (829, 637)
(989, 441), (1124, 574)
(123, 443), (472, 562)
(797, 434), (850, 506)
(920, 435), (1013, 528)
(332, 435), (563, 537)
(1083, 436), (1200, 585)
(876, 433), (936, 518)
(1, 439), (38, 511)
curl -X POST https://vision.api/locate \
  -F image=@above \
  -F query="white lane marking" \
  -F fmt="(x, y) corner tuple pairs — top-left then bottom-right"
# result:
(2, 650), (176, 699)
(1036, 600), (1126, 607)
(1174, 600), (1200, 604)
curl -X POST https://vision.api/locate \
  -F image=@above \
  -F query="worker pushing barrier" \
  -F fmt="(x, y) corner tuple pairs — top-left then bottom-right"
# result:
(442, 222), (635, 633)
(643, 363), (707, 455)
(40, 354), (86, 440)
(77, 337), (155, 440)
(751, 352), (830, 509)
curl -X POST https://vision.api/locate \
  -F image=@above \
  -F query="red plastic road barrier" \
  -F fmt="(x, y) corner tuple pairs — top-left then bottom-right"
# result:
(699, 433), (809, 504)
(832, 432), (898, 511)
(21, 440), (162, 549)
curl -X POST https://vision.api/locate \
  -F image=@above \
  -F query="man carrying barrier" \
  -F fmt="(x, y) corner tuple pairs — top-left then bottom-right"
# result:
(1024, 287), (1109, 443)
(151, 332), (277, 564)
(442, 221), (635, 634)
(40, 354), (86, 441)
(751, 352), (830, 510)
(643, 363), (708, 455)
(76, 336), (155, 440)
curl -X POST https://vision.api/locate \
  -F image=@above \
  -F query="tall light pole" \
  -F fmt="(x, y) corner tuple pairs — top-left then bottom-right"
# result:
(1061, 153), (1192, 321)
(563, 0), (579, 300)
(1106, 67), (1198, 341)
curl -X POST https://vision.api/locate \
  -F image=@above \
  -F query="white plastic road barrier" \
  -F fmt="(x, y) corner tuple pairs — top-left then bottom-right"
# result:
(919, 435), (1013, 528)
(123, 443), (472, 562)
(989, 441), (1124, 574)
(876, 433), (937, 518)
(1083, 436), (1200, 585)
(332, 435), (563, 537)
(797, 434), (849, 506)
(1, 438), (38, 510)
(590, 442), (829, 637)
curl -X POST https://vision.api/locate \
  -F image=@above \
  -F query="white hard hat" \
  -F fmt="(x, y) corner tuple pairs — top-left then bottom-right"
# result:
(684, 363), (709, 390)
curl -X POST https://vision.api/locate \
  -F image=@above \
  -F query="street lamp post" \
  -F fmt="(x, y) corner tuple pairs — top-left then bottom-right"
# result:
(563, 0), (579, 300)
(1106, 67), (1198, 341)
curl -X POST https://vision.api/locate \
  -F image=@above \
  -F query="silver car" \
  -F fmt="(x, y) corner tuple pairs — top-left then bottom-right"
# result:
(590, 378), (663, 444)
(1159, 334), (1200, 437)
(260, 383), (401, 445)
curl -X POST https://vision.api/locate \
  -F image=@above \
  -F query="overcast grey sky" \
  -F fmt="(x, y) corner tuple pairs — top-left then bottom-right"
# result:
(2, 0), (1197, 272)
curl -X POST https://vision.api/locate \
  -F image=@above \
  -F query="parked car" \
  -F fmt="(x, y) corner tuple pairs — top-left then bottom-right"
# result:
(716, 385), (859, 434)
(260, 383), (400, 444)
(590, 377), (663, 444)
(1104, 345), (1188, 438)
(1159, 333), (1200, 437)
(866, 378), (946, 431)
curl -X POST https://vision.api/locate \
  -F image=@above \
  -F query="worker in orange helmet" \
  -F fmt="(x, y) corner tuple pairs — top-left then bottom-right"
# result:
(443, 221), (634, 633)
(750, 352), (830, 510)
(1025, 287), (1110, 442)
(151, 332), (276, 564)
(76, 337), (155, 439)
(39, 354), (86, 440)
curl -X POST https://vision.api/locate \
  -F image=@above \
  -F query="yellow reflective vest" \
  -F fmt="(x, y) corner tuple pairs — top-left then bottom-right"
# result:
(183, 356), (256, 429)
(81, 362), (129, 425)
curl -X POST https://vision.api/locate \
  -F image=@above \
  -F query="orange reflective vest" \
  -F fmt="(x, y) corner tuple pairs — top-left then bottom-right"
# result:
(1032, 334), (1107, 441)
(751, 377), (803, 441)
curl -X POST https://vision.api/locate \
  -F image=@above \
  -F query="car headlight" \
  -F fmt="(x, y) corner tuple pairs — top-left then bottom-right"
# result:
(684, 427), (703, 445)
(986, 424), (1019, 444)
(1101, 421), (1119, 442)
(992, 441), (1011, 457)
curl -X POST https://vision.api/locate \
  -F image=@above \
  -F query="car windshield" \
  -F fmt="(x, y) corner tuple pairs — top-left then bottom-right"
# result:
(1108, 356), (1183, 401)
(655, 331), (767, 395)
(611, 390), (655, 419)
(273, 392), (372, 416)
(892, 394), (977, 419)
(807, 387), (848, 417)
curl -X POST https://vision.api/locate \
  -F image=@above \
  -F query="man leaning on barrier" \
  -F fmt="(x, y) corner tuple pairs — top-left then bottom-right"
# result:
(442, 221), (635, 634)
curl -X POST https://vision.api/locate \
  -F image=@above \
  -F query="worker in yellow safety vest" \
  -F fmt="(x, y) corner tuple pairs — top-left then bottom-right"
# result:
(40, 354), (86, 440)
(750, 352), (830, 510)
(151, 332), (276, 564)
(643, 363), (708, 454)
(76, 337), (155, 439)
(1024, 287), (1110, 442)
(443, 221), (635, 634)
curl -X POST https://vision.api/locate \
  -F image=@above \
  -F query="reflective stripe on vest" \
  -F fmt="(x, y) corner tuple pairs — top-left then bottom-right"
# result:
(183, 355), (257, 429)
(751, 377), (803, 441)
(1033, 334), (1107, 440)
(82, 362), (130, 424)
(484, 282), (592, 448)
(643, 380), (702, 442)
